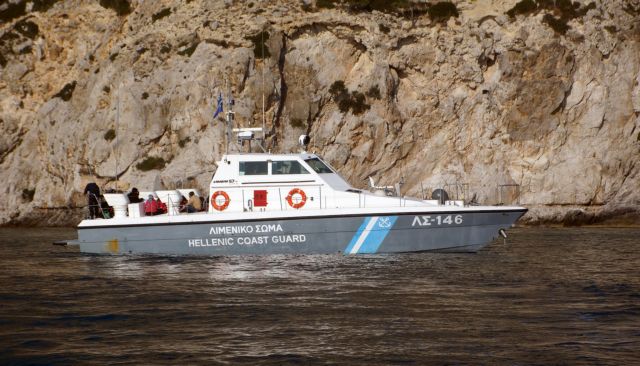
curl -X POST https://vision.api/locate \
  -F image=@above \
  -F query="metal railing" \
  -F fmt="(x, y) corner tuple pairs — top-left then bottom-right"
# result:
(444, 183), (469, 203)
(89, 181), (505, 220)
(85, 193), (112, 219)
(418, 182), (522, 206)
(497, 184), (521, 205)
(419, 182), (470, 205)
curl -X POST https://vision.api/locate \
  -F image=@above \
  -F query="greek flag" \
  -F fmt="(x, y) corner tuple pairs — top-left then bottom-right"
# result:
(213, 93), (223, 118)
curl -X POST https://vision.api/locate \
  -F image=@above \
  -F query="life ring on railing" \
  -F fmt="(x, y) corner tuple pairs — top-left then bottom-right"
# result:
(211, 191), (230, 211)
(286, 188), (307, 209)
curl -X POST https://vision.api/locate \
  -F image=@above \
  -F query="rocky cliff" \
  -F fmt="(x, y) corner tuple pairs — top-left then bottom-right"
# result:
(1, 0), (639, 226)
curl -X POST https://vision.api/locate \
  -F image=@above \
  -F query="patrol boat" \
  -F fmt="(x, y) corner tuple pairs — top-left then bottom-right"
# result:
(69, 132), (527, 255)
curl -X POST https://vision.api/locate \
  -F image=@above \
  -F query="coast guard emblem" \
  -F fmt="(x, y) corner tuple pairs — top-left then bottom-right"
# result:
(378, 217), (392, 228)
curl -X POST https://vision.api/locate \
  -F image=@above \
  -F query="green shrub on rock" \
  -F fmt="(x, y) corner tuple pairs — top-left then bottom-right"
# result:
(428, 2), (459, 22)
(104, 129), (116, 141)
(152, 8), (171, 23)
(366, 85), (381, 99)
(506, 0), (537, 17)
(506, 0), (596, 36)
(136, 156), (166, 171)
(99, 0), (132, 16)
(316, 0), (335, 9)
(329, 80), (371, 116)
(349, 91), (369, 115)
(543, 14), (569, 35)
(290, 118), (305, 128)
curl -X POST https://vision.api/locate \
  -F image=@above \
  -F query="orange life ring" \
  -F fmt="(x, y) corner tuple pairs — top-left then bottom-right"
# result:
(211, 191), (230, 211)
(286, 188), (307, 209)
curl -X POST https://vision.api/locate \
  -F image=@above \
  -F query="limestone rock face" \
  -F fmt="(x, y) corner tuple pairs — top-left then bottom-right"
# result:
(1, 0), (639, 225)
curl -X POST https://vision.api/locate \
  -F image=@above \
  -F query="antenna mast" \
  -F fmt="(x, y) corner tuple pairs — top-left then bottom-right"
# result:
(115, 84), (120, 191)
(225, 80), (234, 154)
(261, 30), (266, 149)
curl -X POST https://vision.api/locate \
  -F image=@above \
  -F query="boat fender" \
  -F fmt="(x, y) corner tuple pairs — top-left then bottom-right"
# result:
(211, 191), (230, 211)
(286, 188), (307, 209)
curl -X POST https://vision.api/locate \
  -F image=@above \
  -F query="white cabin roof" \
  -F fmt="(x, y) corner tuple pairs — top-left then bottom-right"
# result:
(219, 152), (323, 161)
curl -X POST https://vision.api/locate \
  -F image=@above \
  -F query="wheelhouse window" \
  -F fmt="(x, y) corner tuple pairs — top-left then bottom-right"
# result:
(272, 160), (310, 175)
(304, 157), (333, 173)
(239, 161), (268, 176)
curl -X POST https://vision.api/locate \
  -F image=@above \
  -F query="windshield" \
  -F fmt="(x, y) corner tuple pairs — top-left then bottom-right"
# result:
(239, 161), (268, 175)
(304, 157), (333, 174)
(272, 160), (310, 175)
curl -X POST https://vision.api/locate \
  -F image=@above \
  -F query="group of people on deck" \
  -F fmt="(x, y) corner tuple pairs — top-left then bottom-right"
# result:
(85, 184), (204, 218)
(139, 189), (202, 216)
(141, 195), (167, 216)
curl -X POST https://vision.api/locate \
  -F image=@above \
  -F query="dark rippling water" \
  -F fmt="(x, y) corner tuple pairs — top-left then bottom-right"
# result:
(0, 227), (639, 365)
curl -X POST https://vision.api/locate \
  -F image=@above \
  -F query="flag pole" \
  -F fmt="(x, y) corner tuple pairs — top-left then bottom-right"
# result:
(261, 30), (266, 150)
(115, 83), (120, 192)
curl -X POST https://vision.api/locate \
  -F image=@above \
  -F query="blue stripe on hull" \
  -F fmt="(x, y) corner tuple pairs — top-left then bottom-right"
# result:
(358, 216), (398, 254)
(344, 216), (398, 254)
(344, 217), (372, 254)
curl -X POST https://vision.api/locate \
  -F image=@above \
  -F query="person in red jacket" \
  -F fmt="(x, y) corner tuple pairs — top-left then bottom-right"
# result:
(144, 195), (157, 216)
(155, 197), (167, 215)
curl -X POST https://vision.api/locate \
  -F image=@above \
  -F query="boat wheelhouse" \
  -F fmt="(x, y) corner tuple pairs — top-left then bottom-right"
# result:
(206, 153), (438, 214)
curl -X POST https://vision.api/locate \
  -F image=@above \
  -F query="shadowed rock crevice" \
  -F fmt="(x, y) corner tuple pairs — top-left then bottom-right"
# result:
(0, 0), (60, 23)
(0, 137), (24, 165)
(272, 34), (288, 137)
(288, 21), (366, 39)
(52, 81), (77, 102)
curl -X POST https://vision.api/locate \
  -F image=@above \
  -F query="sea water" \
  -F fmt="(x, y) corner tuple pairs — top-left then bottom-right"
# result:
(0, 227), (639, 365)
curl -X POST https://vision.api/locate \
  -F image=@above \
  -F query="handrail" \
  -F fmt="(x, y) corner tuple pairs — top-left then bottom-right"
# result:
(498, 184), (521, 205)
(85, 184), (463, 220)
(85, 193), (111, 219)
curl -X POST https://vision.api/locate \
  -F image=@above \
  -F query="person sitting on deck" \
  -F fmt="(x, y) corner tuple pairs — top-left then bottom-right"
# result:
(83, 182), (101, 219)
(127, 187), (144, 203)
(155, 197), (167, 215)
(144, 195), (157, 216)
(186, 191), (201, 213)
(178, 195), (188, 213)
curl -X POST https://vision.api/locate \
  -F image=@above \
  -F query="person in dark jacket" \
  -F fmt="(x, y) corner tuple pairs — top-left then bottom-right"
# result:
(127, 187), (144, 203)
(83, 182), (101, 219)
(178, 195), (188, 213)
